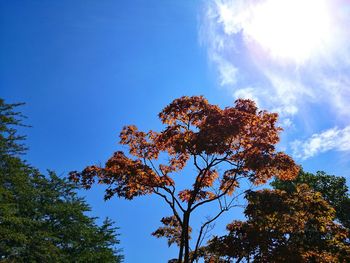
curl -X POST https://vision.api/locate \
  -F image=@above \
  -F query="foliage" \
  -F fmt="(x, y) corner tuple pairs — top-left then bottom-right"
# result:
(0, 98), (123, 262)
(272, 169), (350, 229)
(152, 216), (192, 247)
(205, 185), (350, 263)
(0, 98), (28, 156)
(70, 96), (298, 262)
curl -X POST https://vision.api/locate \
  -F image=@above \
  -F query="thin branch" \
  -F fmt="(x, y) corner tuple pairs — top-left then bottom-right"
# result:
(193, 154), (202, 172)
(161, 185), (186, 213)
(153, 189), (183, 226)
(146, 157), (186, 213)
(147, 158), (162, 177)
(198, 220), (215, 251)
(191, 208), (228, 262)
(191, 176), (239, 212)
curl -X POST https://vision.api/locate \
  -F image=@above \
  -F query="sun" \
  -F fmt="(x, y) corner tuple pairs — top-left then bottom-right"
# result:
(244, 0), (332, 64)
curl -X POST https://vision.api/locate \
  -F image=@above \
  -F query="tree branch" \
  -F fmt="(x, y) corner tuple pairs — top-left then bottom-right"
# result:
(190, 175), (240, 212)
(153, 189), (183, 226)
(191, 208), (229, 262)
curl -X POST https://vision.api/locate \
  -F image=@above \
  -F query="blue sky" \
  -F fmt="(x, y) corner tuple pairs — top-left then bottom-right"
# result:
(1, 1), (350, 262)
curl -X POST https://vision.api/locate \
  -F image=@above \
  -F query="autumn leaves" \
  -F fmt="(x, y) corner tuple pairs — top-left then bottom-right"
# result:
(69, 96), (300, 262)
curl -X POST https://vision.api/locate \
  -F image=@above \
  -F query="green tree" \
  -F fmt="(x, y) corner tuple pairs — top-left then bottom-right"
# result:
(0, 98), (123, 262)
(0, 98), (28, 157)
(272, 169), (350, 229)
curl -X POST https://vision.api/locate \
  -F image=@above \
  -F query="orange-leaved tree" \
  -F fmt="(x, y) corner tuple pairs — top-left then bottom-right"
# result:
(204, 185), (350, 262)
(69, 96), (299, 263)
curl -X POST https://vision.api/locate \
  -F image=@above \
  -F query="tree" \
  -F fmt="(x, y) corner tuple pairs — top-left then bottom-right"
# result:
(0, 98), (28, 157)
(272, 169), (350, 229)
(205, 185), (350, 262)
(0, 98), (123, 262)
(70, 96), (299, 262)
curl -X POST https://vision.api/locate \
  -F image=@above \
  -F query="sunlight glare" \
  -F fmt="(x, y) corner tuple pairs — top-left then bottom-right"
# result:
(244, 0), (332, 64)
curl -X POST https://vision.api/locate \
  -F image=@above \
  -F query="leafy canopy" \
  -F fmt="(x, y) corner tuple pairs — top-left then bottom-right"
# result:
(272, 169), (350, 229)
(205, 185), (350, 263)
(70, 96), (299, 262)
(70, 96), (298, 199)
(0, 98), (28, 157)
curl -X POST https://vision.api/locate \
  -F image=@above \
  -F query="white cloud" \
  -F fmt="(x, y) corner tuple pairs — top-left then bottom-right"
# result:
(201, 0), (350, 115)
(233, 87), (259, 105)
(201, 0), (350, 159)
(291, 126), (350, 160)
(216, 56), (238, 86)
(318, 75), (350, 118)
(281, 118), (293, 129)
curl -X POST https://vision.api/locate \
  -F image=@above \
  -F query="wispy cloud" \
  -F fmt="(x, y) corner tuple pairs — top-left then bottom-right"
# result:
(200, 0), (350, 159)
(233, 87), (260, 105)
(291, 126), (350, 160)
(215, 56), (238, 86)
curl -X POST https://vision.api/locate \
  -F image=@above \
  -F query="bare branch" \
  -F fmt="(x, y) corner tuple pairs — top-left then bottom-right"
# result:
(161, 185), (186, 213)
(191, 208), (229, 262)
(190, 175), (240, 212)
(154, 189), (183, 226)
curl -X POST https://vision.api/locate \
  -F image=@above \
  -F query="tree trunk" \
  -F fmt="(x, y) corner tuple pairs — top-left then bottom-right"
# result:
(178, 211), (191, 263)
(178, 231), (184, 263)
(183, 212), (190, 263)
